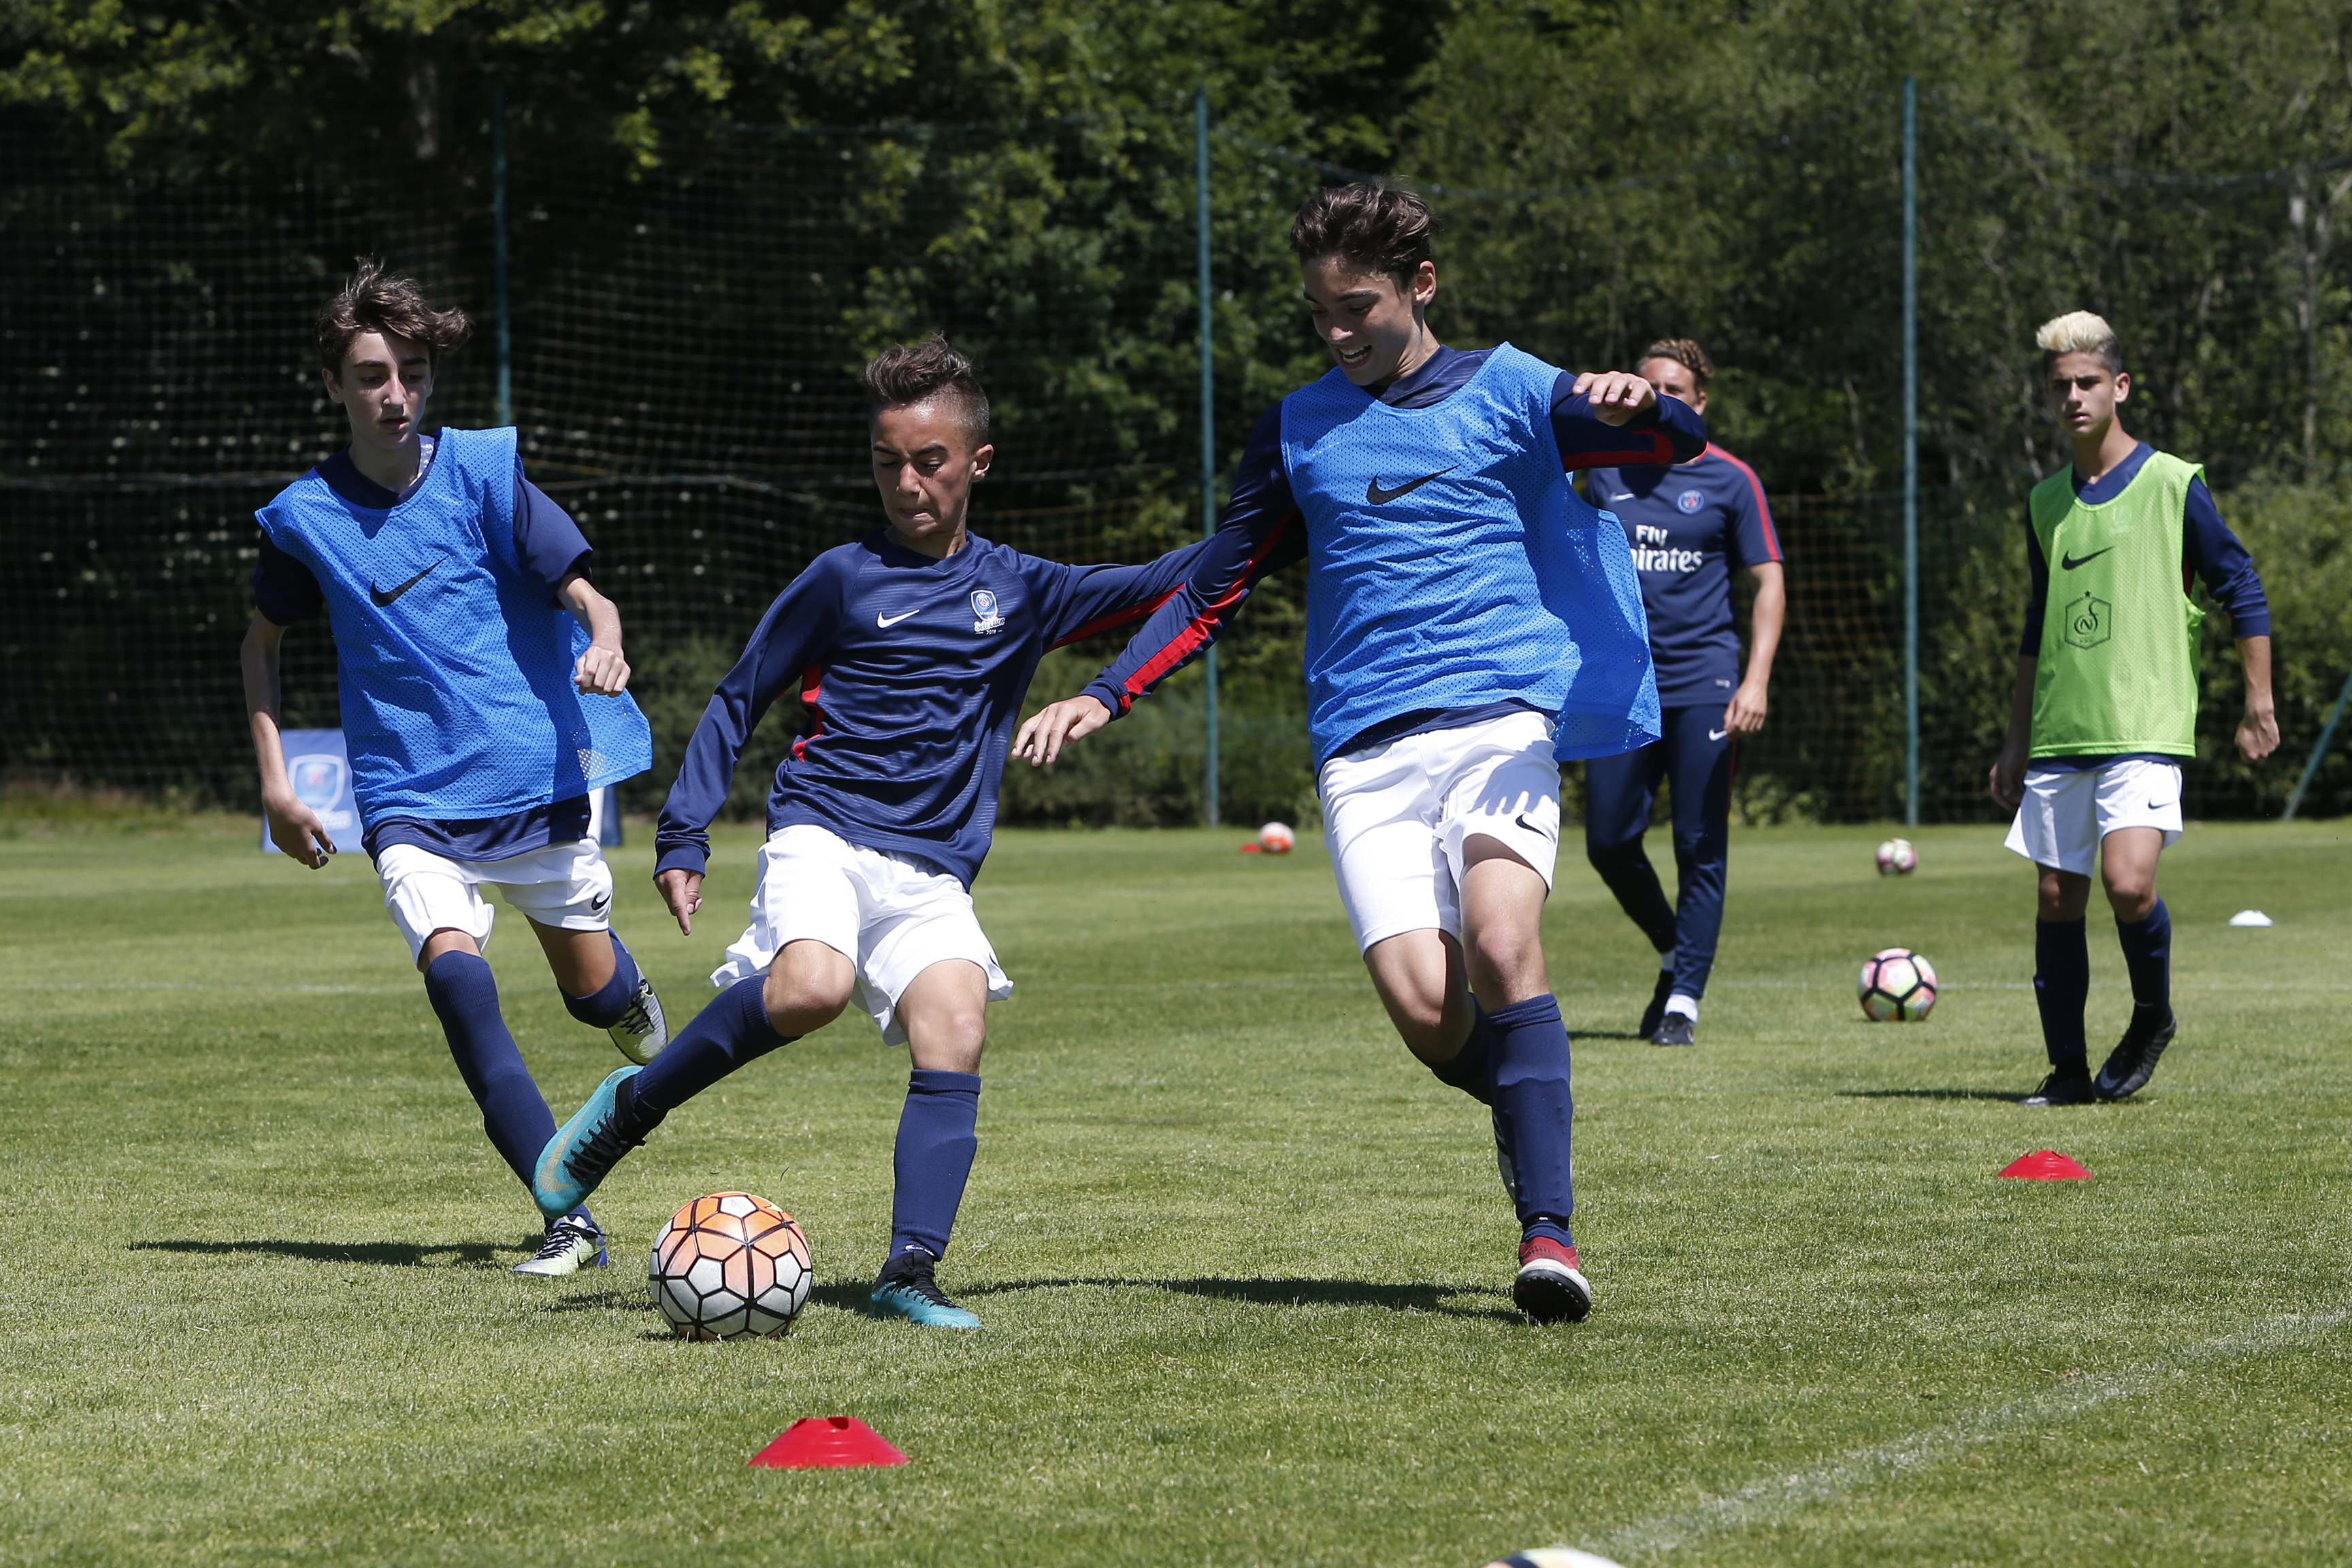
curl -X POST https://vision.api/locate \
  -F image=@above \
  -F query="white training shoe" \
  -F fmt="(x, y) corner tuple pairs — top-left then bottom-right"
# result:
(513, 1215), (607, 1277)
(606, 977), (668, 1064)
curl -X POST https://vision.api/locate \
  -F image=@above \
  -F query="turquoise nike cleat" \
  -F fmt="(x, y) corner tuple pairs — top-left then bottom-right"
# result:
(869, 1248), (981, 1329)
(532, 1066), (659, 1219)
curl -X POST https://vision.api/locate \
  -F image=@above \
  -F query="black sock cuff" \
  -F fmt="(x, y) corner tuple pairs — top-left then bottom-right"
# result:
(1427, 1001), (1497, 1095)
(422, 949), (497, 1008)
(723, 974), (787, 1048)
(1486, 993), (1563, 1028)
(561, 933), (642, 1028)
(908, 1068), (983, 1096)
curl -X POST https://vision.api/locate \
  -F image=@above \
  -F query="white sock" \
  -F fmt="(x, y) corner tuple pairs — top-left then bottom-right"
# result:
(1665, 994), (1699, 1021)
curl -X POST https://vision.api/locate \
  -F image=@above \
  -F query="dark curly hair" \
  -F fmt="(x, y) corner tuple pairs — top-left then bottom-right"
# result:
(316, 257), (471, 373)
(1638, 338), (1714, 391)
(862, 333), (991, 444)
(1289, 183), (1437, 288)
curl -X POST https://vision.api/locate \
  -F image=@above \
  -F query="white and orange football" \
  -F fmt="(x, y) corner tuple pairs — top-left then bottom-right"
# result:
(649, 1192), (813, 1341)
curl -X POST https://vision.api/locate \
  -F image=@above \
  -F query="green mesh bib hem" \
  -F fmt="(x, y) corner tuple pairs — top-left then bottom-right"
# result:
(2026, 448), (2205, 760)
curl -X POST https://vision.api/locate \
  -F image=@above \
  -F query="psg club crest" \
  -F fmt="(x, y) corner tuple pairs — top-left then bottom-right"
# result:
(1676, 489), (1705, 514)
(970, 589), (1005, 634)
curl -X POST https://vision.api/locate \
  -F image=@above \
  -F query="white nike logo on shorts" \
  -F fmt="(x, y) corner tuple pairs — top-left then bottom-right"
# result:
(877, 608), (919, 628)
(1709, 728), (1728, 741)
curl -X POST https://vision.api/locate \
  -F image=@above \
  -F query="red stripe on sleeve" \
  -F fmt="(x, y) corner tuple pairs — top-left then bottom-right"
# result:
(1050, 586), (1185, 651)
(1563, 431), (1676, 471)
(789, 662), (824, 760)
(1709, 444), (1782, 561)
(1118, 511), (1298, 711)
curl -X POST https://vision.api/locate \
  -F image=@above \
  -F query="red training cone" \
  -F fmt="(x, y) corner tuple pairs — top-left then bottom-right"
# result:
(748, 1416), (910, 1469)
(1239, 842), (1262, 853)
(1999, 1149), (2091, 1181)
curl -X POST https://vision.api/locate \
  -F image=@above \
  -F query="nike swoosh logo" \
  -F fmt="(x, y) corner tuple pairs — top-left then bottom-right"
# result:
(1612, 493), (1633, 501)
(368, 560), (440, 608)
(1513, 812), (1556, 840)
(877, 608), (919, 628)
(2061, 546), (2114, 570)
(1708, 728), (1729, 740)
(1365, 467), (1454, 505)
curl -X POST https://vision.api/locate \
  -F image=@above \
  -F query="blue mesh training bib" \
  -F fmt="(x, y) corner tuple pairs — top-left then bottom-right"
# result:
(1279, 345), (1660, 767)
(257, 427), (652, 826)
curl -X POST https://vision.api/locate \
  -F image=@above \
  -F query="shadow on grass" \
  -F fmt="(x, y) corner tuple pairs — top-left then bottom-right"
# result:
(132, 1237), (508, 1268)
(512, 1274), (1526, 1328)
(1574, 1029), (1652, 1042)
(1837, 1088), (2030, 1102)
(962, 1275), (1522, 1322)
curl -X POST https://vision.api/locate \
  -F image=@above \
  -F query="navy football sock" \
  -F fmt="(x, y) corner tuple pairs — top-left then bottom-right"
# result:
(2115, 898), (2172, 1013)
(561, 932), (641, 1029)
(1424, 1001), (1500, 1105)
(2033, 917), (2091, 1072)
(887, 1069), (983, 1262)
(631, 976), (791, 1115)
(1488, 994), (1575, 1237)
(422, 951), (560, 1192)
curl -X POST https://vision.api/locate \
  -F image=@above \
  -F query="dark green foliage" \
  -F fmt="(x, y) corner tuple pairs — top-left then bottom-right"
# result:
(7, 1), (2352, 820)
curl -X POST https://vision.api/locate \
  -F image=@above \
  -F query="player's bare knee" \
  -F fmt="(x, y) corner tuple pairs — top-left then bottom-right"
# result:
(2103, 873), (2157, 921)
(761, 970), (850, 1032)
(907, 1013), (986, 1074)
(2038, 869), (2090, 922)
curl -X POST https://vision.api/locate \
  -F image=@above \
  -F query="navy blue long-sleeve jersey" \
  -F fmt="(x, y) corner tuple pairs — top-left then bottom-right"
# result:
(1077, 346), (1708, 751)
(655, 529), (1208, 888)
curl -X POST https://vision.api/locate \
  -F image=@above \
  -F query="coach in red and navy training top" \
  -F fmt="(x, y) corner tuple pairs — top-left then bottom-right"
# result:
(1578, 340), (1786, 1047)
(1075, 341), (1707, 745)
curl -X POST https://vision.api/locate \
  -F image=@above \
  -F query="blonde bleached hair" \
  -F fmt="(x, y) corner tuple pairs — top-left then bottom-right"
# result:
(2036, 310), (2121, 374)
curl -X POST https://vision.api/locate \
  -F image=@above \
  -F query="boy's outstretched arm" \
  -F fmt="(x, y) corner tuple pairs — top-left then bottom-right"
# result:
(557, 572), (632, 696)
(652, 571), (840, 934)
(1554, 378), (1706, 466)
(242, 612), (334, 868)
(1015, 407), (1303, 766)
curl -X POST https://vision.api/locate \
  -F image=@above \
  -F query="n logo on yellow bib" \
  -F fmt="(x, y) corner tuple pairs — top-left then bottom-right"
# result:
(2026, 449), (2204, 759)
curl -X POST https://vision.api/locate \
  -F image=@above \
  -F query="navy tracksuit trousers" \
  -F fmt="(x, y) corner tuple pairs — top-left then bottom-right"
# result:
(1583, 705), (1733, 1002)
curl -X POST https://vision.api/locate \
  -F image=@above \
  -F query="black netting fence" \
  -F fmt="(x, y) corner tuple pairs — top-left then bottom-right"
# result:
(5, 98), (2344, 826)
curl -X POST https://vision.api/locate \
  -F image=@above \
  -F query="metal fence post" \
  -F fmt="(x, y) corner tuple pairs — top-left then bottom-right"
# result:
(1901, 76), (1920, 827)
(493, 84), (513, 429)
(1196, 86), (1220, 829)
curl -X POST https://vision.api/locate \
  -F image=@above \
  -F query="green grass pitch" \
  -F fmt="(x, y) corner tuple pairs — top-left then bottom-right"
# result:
(3, 814), (2349, 1565)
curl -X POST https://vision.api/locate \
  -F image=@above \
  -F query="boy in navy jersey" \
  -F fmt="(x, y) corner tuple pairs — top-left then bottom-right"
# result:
(1017, 186), (1705, 1322)
(1580, 340), (1784, 1046)
(242, 261), (662, 1278)
(534, 336), (1206, 1327)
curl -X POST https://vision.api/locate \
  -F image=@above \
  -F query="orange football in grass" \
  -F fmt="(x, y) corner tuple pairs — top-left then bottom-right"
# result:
(649, 1192), (813, 1340)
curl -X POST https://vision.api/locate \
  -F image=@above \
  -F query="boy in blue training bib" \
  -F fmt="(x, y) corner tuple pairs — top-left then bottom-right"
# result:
(242, 261), (657, 1278)
(1017, 185), (1705, 1324)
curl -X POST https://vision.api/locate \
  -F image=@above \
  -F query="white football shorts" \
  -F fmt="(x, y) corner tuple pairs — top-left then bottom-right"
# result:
(1318, 708), (1563, 951)
(376, 837), (615, 962)
(710, 823), (1013, 1048)
(2003, 757), (2185, 876)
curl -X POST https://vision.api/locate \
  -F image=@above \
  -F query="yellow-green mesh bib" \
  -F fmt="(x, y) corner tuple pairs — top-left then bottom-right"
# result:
(2026, 448), (2204, 758)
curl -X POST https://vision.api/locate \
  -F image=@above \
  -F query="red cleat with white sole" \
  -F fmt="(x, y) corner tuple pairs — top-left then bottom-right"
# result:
(1514, 1236), (1592, 1324)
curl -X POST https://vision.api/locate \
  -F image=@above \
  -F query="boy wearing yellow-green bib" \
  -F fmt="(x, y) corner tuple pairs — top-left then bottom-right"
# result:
(1989, 312), (2277, 1107)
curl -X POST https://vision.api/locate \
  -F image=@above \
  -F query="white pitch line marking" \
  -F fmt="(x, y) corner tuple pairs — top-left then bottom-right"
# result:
(1587, 1305), (2350, 1561)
